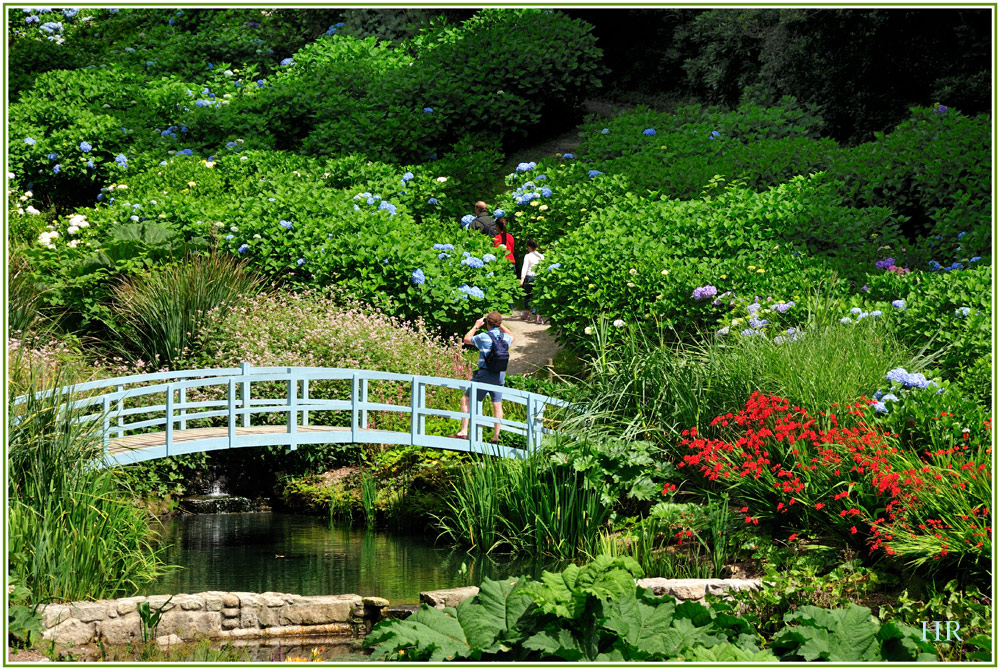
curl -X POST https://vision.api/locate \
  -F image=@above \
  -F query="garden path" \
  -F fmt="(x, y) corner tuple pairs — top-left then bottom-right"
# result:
(503, 313), (561, 377)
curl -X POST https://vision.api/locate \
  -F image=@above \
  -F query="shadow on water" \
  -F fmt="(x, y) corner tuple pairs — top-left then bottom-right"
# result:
(143, 512), (568, 604)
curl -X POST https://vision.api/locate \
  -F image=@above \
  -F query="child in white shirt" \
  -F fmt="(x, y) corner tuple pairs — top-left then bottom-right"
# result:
(520, 239), (545, 323)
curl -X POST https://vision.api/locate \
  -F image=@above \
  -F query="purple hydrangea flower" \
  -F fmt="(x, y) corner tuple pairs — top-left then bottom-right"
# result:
(875, 257), (895, 270)
(692, 285), (718, 300)
(891, 299), (905, 310)
(642, 128), (656, 136)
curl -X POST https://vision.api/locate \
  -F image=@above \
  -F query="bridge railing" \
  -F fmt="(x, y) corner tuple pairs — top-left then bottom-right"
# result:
(12, 364), (569, 466)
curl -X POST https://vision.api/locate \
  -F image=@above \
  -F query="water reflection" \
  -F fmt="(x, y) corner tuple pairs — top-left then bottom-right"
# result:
(144, 513), (566, 603)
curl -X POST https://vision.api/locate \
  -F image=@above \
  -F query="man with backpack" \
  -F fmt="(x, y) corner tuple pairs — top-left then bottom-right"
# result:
(450, 311), (514, 443)
(466, 201), (497, 237)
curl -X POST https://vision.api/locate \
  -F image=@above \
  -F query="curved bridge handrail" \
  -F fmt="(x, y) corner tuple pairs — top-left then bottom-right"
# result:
(13, 364), (569, 466)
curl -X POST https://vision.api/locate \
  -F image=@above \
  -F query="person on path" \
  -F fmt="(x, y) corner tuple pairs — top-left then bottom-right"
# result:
(493, 217), (516, 271)
(451, 311), (514, 443)
(520, 239), (544, 323)
(466, 201), (497, 237)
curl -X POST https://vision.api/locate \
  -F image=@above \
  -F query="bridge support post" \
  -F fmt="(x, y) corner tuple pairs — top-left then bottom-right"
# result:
(286, 372), (297, 451)
(241, 362), (251, 427)
(165, 384), (173, 457)
(116, 384), (124, 439)
(102, 396), (110, 456)
(359, 378), (369, 430)
(526, 396), (535, 454)
(178, 386), (187, 431)
(302, 379), (310, 427)
(228, 378), (237, 448)
(410, 376), (419, 445)
(469, 381), (479, 449)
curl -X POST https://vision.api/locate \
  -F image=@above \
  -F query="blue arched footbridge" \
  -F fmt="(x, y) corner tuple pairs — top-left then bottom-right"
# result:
(15, 364), (569, 466)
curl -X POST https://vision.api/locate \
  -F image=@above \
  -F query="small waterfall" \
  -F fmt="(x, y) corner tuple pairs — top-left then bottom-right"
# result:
(181, 477), (270, 514)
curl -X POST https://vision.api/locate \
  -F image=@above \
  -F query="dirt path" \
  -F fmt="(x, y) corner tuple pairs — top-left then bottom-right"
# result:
(502, 313), (562, 377)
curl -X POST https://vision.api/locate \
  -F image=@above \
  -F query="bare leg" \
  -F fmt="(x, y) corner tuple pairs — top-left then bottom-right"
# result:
(455, 393), (470, 437)
(491, 400), (503, 442)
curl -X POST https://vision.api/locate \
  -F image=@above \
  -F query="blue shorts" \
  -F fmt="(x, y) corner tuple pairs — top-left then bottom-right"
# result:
(465, 368), (505, 402)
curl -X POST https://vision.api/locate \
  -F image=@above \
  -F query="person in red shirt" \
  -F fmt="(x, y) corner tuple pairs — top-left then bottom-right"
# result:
(493, 217), (515, 271)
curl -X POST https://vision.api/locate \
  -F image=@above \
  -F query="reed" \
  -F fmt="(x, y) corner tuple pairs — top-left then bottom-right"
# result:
(8, 371), (166, 602)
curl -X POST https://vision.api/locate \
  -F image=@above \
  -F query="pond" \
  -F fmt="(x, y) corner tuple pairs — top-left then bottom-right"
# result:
(142, 512), (567, 604)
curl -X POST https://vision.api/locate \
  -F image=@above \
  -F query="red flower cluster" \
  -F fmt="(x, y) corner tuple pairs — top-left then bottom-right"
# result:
(672, 391), (992, 564)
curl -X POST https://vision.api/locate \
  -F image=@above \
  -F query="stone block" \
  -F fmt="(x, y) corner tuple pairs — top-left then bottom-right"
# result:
(221, 618), (239, 631)
(43, 618), (95, 645)
(180, 598), (204, 611)
(68, 602), (108, 623)
(420, 587), (479, 609)
(239, 608), (259, 630)
(97, 614), (141, 645)
(156, 634), (184, 647)
(117, 599), (142, 616)
(221, 593), (239, 608)
(203, 595), (224, 612)
(158, 611), (222, 642)
(39, 605), (71, 629)
(635, 579), (706, 600)
(275, 595), (361, 626)
(257, 606), (278, 628)
(705, 579), (761, 597)
(363, 597), (390, 608)
(221, 607), (241, 619)
(144, 596), (176, 612)
(259, 593), (289, 608)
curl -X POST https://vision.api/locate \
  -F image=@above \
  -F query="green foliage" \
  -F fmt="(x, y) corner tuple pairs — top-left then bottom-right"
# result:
(121, 453), (210, 499)
(137, 596), (174, 644)
(365, 555), (776, 662)
(7, 585), (44, 649)
(111, 252), (265, 366)
(8, 372), (165, 602)
(771, 603), (936, 662)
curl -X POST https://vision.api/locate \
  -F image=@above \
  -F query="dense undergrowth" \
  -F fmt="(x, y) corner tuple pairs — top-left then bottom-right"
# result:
(6, 7), (992, 662)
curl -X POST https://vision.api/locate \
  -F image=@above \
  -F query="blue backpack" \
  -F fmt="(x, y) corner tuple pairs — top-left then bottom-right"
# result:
(484, 331), (509, 373)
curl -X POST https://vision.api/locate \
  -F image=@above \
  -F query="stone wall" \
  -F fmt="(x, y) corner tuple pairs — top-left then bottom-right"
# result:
(419, 578), (762, 608)
(39, 592), (389, 647)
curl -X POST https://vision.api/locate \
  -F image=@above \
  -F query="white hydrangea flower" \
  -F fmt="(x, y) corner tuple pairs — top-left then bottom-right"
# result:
(26, 205), (40, 215)
(613, 319), (625, 328)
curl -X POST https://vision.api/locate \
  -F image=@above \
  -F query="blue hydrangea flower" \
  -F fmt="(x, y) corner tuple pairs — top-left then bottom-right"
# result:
(79, 141), (92, 153)
(642, 128), (656, 136)
(872, 401), (888, 414)
(427, 197), (438, 205)
(958, 231), (967, 239)
(410, 269), (426, 285)
(891, 299), (905, 310)
(461, 256), (484, 269)
(52, 164), (60, 174)
(747, 302), (760, 314)
(47, 152), (59, 161)
(970, 256), (981, 263)
(741, 328), (765, 337)
(870, 310), (883, 319)
(378, 201), (397, 215)
(493, 209), (505, 218)
(483, 254), (496, 263)
(279, 220), (293, 229)
(324, 24), (337, 36)
(881, 393), (900, 403)
(24, 137), (36, 145)
(297, 258), (306, 266)
(87, 159), (94, 169)
(423, 107), (433, 113)
(401, 171), (414, 182)
(749, 317), (769, 329)
(840, 317), (853, 325)
(955, 306), (971, 318)
(886, 367), (909, 384)
(515, 162), (537, 173)
(562, 153), (575, 159)
(432, 243), (454, 251)
(238, 244), (249, 254)
(257, 80), (266, 87)
(948, 262), (963, 271)
(176, 148), (194, 156)
(709, 130), (721, 139)
(438, 252), (450, 260)
(114, 154), (127, 167)
(588, 170), (603, 178)
(462, 252), (471, 258)
(460, 214), (475, 228)
(773, 301), (795, 313)
(928, 260), (941, 271)
(25, 15), (39, 23)
(601, 128), (610, 134)
(280, 57), (294, 66)
(850, 307), (862, 315)
(225, 234), (234, 241)
(457, 285), (485, 300)
(548, 263), (561, 271)
(541, 187), (553, 198)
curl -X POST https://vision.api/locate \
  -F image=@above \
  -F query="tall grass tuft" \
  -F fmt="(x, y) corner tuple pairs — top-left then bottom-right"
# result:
(8, 250), (52, 337)
(111, 251), (264, 367)
(435, 449), (611, 559)
(359, 467), (378, 527)
(8, 371), (166, 602)
(576, 318), (925, 459)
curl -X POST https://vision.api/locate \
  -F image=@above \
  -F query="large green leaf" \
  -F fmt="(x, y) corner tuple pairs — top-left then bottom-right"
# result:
(522, 628), (586, 661)
(684, 643), (778, 662)
(772, 604), (882, 662)
(364, 605), (475, 661)
(599, 589), (677, 659)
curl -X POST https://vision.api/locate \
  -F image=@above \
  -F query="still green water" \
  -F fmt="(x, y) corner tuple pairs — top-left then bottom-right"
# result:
(143, 512), (565, 604)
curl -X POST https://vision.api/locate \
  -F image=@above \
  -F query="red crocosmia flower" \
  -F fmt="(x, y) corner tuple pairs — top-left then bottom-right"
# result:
(850, 526), (858, 534)
(815, 503), (825, 510)
(788, 533), (798, 541)
(739, 506), (748, 513)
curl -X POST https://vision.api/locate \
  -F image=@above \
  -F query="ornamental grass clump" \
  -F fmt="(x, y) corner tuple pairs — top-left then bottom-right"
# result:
(111, 251), (265, 367)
